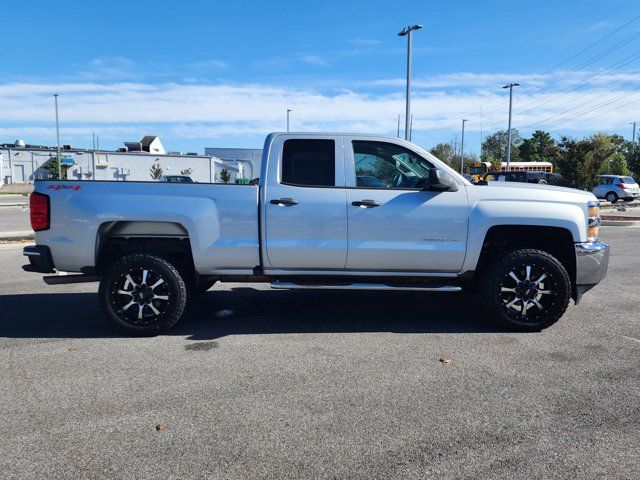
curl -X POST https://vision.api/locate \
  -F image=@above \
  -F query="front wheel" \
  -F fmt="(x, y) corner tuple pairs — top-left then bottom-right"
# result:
(99, 253), (187, 336)
(480, 249), (571, 332)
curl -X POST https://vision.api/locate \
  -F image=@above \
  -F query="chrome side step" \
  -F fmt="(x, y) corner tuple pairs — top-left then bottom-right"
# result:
(270, 282), (462, 292)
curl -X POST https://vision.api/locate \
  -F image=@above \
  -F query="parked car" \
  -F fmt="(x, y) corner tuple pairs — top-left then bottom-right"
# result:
(161, 175), (194, 183)
(23, 132), (608, 335)
(592, 175), (640, 203)
(482, 170), (563, 185)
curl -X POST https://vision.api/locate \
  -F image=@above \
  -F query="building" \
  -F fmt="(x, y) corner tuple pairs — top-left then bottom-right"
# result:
(123, 136), (166, 154)
(205, 147), (263, 180)
(1, 140), (249, 185)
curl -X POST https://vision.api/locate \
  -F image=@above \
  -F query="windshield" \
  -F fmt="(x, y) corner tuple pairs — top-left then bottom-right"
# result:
(621, 177), (636, 184)
(470, 166), (486, 174)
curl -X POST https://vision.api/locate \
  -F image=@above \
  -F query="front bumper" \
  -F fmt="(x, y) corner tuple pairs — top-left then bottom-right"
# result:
(574, 241), (609, 302)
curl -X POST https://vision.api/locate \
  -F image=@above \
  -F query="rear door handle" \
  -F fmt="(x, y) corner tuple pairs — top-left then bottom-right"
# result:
(270, 197), (299, 206)
(352, 199), (381, 208)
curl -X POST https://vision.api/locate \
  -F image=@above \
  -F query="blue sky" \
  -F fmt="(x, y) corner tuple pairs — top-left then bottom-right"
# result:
(1, 0), (639, 154)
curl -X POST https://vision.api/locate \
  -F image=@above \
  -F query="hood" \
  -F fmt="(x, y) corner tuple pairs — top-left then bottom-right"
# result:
(467, 181), (596, 205)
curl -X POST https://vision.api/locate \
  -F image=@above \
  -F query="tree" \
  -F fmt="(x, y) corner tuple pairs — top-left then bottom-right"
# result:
(430, 143), (454, 165)
(149, 163), (163, 180)
(607, 154), (629, 176)
(449, 152), (479, 174)
(219, 168), (231, 183)
(481, 129), (521, 168)
(557, 133), (617, 190)
(519, 130), (561, 165)
(43, 156), (70, 180)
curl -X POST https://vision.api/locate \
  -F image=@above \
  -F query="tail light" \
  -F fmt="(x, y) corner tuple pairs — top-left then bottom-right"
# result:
(617, 183), (627, 189)
(30, 192), (50, 231)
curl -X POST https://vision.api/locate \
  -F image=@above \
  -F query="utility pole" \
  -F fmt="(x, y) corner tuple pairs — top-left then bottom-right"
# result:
(92, 131), (96, 151)
(287, 108), (292, 132)
(502, 83), (519, 171)
(460, 119), (467, 175)
(409, 114), (414, 142)
(480, 105), (483, 158)
(53, 93), (61, 179)
(397, 115), (401, 138)
(398, 24), (423, 141)
(631, 121), (637, 152)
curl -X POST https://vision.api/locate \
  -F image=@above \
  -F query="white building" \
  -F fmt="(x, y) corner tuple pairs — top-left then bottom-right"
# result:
(205, 147), (263, 180)
(124, 136), (166, 155)
(1, 140), (252, 185)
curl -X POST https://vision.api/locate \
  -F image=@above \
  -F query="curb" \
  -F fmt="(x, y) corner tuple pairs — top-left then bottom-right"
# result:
(601, 220), (640, 227)
(0, 231), (34, 241)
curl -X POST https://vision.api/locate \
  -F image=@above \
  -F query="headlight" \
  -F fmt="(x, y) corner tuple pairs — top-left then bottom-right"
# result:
(588, 201), (600, 242)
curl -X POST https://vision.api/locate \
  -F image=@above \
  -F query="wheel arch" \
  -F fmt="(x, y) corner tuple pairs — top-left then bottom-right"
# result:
(473, 225), (577, 299)
(95, 221), (195, 281)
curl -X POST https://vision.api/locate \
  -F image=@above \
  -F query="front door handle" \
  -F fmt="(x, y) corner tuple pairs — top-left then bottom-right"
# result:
(270, 197), (299, 206)
(352, 199), (381, 208)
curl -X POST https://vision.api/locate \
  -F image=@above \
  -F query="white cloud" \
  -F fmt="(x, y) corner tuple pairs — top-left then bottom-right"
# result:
(1, 70), (638, 149)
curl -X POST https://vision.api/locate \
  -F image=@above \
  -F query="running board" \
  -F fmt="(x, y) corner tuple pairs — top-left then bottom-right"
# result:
(43, 274), (100, 285)
(270, 282), (462, 292)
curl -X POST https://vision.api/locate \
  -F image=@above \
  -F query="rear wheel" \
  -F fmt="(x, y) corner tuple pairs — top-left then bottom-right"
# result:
(480, 249), (571, 332)
(605, 191), (618, 203)
(99, 253), (187, 336)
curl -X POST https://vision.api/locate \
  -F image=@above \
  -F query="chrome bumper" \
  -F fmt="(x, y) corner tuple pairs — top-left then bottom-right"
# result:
(575, 241), (609, 286)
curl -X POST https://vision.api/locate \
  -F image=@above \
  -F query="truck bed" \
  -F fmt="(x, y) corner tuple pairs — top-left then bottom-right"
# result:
(33, 180), (260, 274)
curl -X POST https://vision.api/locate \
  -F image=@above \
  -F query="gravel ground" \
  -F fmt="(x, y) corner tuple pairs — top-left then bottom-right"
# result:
(0, 227), (638, 479)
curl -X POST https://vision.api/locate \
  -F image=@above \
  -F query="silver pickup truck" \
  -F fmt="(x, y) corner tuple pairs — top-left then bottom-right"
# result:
(23, 133), (609, 335)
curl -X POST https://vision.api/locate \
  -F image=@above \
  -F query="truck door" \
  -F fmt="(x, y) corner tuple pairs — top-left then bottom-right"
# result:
(344, 138), (468, 272)
(263, 136), (348, 270)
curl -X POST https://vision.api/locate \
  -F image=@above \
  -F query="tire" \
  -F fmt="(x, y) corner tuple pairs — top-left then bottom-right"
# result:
(193, 278), (217, 294)
(99, 253), (187, 336)
(480, 249), (571, 332)
(605, 191), (618, 203)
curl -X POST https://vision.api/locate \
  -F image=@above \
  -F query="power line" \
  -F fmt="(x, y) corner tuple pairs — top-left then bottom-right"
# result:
(479, 19), (640, 123)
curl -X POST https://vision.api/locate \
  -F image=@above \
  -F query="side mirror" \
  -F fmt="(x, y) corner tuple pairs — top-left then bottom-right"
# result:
(426, 168), (458, 192)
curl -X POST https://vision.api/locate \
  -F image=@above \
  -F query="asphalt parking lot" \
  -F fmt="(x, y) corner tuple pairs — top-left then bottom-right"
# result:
(1, 227), (638, 479)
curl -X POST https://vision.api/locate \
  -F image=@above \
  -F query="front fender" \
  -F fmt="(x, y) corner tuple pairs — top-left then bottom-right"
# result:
(461, 200), (587, 273)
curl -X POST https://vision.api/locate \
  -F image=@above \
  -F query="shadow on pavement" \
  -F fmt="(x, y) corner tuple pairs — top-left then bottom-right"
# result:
(0, 288), (505, 339)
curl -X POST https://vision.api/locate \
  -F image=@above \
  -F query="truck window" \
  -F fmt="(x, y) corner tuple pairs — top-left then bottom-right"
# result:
(281, 139), (335, 187)
(352, 140), (433, 189)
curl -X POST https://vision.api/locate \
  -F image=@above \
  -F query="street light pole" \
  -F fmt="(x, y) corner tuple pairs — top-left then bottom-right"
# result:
(53, 93), (61, 179)
(460, 119), (467, 175)
(398, 24), (422, 141)
(502, 83), (519, 171)
(287, 108), (292, 132)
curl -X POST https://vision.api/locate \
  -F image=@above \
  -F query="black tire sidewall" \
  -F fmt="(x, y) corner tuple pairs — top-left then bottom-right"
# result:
(99, 253), (187, 336)
(481, 249), (571, 332)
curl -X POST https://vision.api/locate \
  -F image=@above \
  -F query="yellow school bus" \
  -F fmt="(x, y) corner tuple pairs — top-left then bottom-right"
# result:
(469, 161), (553, 183)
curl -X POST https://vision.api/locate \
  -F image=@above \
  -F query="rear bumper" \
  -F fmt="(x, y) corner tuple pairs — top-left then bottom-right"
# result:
(22, 245), (55, 273)
(574, 241), (609, 302)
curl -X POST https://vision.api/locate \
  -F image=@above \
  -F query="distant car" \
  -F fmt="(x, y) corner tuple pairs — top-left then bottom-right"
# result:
(592, 175), (640, 203)
(482, 170), (563, 185)
(160, 175), (194, 183)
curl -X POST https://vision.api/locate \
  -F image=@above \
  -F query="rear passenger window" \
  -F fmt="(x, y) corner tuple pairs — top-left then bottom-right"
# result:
(281, 139), (335, 187)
